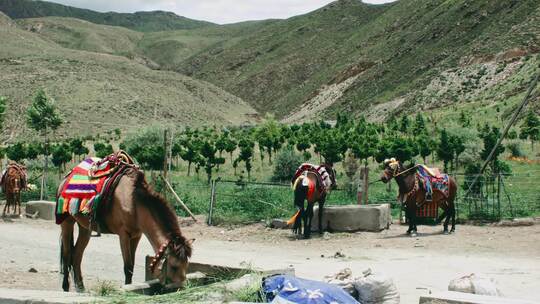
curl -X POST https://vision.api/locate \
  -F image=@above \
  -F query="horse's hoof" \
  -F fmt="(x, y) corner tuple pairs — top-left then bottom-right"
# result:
(443, 230), (449, 235)
(450, 230), (455, 234)
(410, 232), (417, 237)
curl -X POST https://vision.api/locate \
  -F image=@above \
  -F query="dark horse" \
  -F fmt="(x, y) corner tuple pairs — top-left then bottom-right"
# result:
(289, 163), (336, 239)
(380, 159), (457, 236)
(2, 162), (27, 217)
(57, 168), (193, 292)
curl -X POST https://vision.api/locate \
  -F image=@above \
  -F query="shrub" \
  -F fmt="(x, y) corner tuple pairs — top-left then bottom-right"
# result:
(271, 147), (303, 182)
(507, 142), (523, 157)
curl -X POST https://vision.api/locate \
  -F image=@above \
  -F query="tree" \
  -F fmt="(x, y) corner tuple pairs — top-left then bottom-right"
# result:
(26, 142), (42, 161)
(400, 115), (411, 134)
(350, 123), (379, 168)
(480, 126), (506, 173)
(179, 135), (203, 176)
(123, 127), (166, 171)
(450, 134), (465, 170)
(51, 143), (72, 178)
(70, 138), (89, 161)
(236, 138), (254, 180)
(26, 89), (62, 200)
(254, 117), (281, 164)
(200, 140), (225, 184)
(436, 129), (454, 172)
(94, 142), (113, 159)
(459, 110), (471, 127)
(6, 143), (27, 162)
(415, 133), (433, 163)
(413, 113), (427, 135)
(520, 110), (540, 149)
(272, 147), (303, 182)
(315, 128), (347, 164)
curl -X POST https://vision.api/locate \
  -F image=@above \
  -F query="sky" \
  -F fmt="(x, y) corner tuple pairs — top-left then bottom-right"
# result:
(48, 0), (396, 24)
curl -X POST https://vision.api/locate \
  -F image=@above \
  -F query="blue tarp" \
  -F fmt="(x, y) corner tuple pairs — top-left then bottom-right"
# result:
(263, 274), (360, 304)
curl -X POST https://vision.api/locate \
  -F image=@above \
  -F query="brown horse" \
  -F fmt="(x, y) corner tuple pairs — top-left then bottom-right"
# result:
(380, 159), (457, 236)
(289, 163), (337, 239)
(2, 162), (27, 217)
(57, 168), (193, 292)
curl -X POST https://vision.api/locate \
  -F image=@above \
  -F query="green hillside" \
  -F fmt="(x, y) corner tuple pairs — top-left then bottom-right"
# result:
(174, 0), (539, 120)
(17, 17), (143, 57)
(0, 12), (258, 138)
(0, 0), (213, 32)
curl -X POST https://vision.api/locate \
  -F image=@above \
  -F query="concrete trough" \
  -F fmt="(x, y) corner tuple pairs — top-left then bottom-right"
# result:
(311, 204), (392, 232)
(25, 200), (56, 220)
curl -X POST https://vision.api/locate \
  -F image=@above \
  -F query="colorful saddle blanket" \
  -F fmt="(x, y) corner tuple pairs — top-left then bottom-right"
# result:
(417, 165), (449, 198)
(56, 157), (111, 220)
(291, 163), (332, 193)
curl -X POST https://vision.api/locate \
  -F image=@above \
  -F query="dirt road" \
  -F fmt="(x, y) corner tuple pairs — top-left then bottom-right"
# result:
(1, 216), (539, 303)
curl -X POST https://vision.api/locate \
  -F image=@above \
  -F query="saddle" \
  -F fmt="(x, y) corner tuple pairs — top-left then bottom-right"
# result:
(416, 165), (449, 200)
(0, 162), (28, 191)
(55, 151), (138, 230)
(291, 163), (332, 193)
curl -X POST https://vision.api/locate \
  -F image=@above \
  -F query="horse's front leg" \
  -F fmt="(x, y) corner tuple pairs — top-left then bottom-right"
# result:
(303, 203), (314, 239)
(119, 232), (135, 285)
(129, 235), (142, 281)
(72, 223), (91, 292)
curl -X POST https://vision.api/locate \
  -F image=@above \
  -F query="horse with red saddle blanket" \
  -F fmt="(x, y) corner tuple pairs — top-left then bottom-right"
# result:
(380, 158), (457, 236)
(288, 163), (337, 239)
(56, 151), (193, 292)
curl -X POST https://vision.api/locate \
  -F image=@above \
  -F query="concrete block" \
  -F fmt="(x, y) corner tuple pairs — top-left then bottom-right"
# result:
(26, 201), (56, 221)
(419, 291), (537, 304)
(312, 204), (392, 232)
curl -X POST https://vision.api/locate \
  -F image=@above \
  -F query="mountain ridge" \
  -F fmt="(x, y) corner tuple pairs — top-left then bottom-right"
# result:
(0, 0), (214, 31)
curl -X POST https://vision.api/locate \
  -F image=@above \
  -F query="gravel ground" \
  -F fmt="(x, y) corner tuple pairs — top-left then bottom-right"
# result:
(0, 215), (539, 303)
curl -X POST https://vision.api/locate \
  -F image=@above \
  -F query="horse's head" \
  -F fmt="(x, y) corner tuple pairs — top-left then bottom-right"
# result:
(322, 163), (337, 190)
(380, 158), (403, 183)
(151, 237), (194, 287)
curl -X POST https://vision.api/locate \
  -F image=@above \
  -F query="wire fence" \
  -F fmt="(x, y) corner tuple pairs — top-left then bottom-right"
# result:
(198, 172), (539, 225)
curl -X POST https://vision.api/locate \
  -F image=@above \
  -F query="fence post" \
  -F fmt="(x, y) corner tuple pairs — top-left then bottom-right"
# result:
(363, 167), (369, 204)
(208, 179), (216, 226)
(162, 129), (169, 181)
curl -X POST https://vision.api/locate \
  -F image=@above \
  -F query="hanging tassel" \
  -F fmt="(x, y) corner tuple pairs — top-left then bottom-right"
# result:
(286, 210), (301, 226)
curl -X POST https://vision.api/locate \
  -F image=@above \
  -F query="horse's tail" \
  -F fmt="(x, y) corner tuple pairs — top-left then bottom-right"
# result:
(287, 176), (308, 226)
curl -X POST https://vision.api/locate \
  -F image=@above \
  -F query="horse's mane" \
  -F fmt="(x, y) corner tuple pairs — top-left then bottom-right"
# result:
(132, 171), (192, 259)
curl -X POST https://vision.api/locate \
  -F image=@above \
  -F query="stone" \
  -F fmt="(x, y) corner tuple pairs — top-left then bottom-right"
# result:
(449, 274), (501, 296)
(28, 267), (37, 273)
(270, 219), (289, 229)
(25, 201), (56, 221)
(221, 274), (260, 292)
(420, 291), (536, 304)
(311, 204), (392, 232)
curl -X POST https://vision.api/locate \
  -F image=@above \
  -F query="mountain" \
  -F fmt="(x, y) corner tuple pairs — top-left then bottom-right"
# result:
(2, 0), (539, 126)
(0, 0), (213, 32)
(0, 12), (258, 139)
(174, 0), (539, 120)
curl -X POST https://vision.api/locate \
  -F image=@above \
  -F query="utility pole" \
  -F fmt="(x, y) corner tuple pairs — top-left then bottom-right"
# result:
(464, 68), (539, 197)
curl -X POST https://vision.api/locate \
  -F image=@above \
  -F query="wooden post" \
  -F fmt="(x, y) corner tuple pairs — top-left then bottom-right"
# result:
(162, 175), (197, 222)
(357, 168), (364, 205)
(162, 129), (169, 181)
(208, 179), (216, 226)
(363, 167), (369, 205)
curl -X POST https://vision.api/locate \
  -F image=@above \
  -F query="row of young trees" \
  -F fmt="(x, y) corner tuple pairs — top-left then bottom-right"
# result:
(117, 109), (539, 184)
(1, 90), (538, 188)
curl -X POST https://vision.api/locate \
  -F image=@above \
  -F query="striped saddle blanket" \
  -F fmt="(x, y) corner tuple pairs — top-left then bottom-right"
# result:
(56, 157), (111, 219)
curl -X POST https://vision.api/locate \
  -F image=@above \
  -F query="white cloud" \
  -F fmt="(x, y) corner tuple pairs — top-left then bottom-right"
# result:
(48, 0), (396, 24)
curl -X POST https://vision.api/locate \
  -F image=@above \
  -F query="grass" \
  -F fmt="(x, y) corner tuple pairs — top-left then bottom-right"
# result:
(101, 270), (263, 303)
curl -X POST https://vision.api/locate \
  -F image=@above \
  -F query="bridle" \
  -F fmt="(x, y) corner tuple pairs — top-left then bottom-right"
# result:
(383, 159), (419, 201)
(149, 240), (171, 275)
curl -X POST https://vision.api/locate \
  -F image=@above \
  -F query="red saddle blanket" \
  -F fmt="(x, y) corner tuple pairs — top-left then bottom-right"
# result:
(56, 157), (111, 222)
